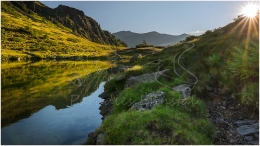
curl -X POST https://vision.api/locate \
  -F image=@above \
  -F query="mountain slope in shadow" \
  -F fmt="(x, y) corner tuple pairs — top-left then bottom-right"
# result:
(113, 31), (189, 47)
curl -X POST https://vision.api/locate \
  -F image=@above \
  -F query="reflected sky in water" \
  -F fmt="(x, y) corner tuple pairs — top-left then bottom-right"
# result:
(2, 82), (105, 145)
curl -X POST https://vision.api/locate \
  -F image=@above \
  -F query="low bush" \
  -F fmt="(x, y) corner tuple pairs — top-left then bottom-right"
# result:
(67, 37), (80, 43)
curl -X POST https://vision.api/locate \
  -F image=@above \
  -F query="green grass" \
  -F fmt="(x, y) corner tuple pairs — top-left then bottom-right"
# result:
(133, 16), (259, 110)
(1, 12), (126, 60)
(91, 16), (259, 144)
(95, 74), (214, 144)
(98, 106), (214, 145)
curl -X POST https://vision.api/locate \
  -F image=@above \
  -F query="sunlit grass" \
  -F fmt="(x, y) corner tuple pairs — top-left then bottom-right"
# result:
(1, 12), (126, 59)
(127, 65), (143, 71)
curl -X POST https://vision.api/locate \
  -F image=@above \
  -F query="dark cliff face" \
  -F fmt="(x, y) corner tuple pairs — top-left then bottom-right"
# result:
(4, 1), (126, 47)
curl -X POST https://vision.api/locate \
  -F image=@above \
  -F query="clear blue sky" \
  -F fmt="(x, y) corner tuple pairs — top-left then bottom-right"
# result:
(41, 1), (249, 35)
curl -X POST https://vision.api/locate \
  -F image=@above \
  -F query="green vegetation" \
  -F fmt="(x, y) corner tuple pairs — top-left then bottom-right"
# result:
(1, 1), (127, 47)
(88, 15), (259, 145)
(136, 39), (154, 48)
(93, 78), (214, 144)
(99, 105), (214, 144)
(1, 2), (127, 60)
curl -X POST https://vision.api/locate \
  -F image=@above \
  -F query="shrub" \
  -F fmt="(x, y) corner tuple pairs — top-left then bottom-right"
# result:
(136, 44), (153, 48)
(43, 34), (49, 39)
(228, 44), (259, 81)
(8, 37), (24, 42)
(67, 38), (80, 43)
(206, 53), (221, 67)
(185, 35), (199, 41)
(240, 83), (259, 109)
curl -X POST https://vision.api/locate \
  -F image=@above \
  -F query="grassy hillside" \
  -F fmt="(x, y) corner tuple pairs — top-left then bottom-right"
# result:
(2, 1), (127, 47)
(136, 15), (259, 111)
(87, 14), (259, 144)
(1, 3), (126, 60)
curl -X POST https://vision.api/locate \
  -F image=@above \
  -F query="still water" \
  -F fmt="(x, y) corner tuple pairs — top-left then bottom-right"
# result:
(1, 60), (113, 145)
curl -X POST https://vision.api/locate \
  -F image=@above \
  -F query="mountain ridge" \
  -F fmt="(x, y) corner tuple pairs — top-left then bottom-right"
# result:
(1, 1), (127, 47)
(113, 30), (189, 47)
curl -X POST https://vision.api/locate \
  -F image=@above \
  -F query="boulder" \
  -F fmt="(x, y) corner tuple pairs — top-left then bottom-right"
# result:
(98, 91), (118, 99)
(236, 123), (259, 136)
(130, 53), (142, 63)
(115, 74), (127, 81)
(234, 119), (257, 126)
(124, 69), (170, 88)
(172, 84), (192, 98)
(99, 98), (113, 116)
(205, 85), (214, 92)
(217, 87), (232, 96)
(96, 133), (104, 145)
(130, 91), (165, 111)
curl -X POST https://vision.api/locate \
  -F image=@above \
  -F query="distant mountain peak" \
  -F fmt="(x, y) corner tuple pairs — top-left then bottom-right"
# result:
(113, 31), (189, 47)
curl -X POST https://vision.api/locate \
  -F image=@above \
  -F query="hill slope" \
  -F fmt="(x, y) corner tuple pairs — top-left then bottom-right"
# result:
(113, 31), (189, 47)
(2, 1), (127, 47)
(87, 14), (259, 145)
(1, 1), (127, 60)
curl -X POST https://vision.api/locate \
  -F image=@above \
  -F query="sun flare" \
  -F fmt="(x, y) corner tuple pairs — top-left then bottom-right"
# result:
(241, 3), (259, 18)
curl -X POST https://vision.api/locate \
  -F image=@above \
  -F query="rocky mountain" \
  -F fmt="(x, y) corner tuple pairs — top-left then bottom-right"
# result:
(113, 31), (189, 47)
(1, 1), (127, 47)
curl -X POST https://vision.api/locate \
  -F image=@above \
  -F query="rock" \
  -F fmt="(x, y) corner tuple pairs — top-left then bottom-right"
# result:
(107, 65), (131, 74)
(86, 132), (98, 145)
(99, 98), (113, 116)
(254, 133), (259, 138)
(96, 133), (104, 145)
(115, 74), (127, 81)
(236, 123), (259, 136)
(124, 69), (170, 88)
(205, 85), (214, 92)
(131, 92), (165, 111)
(207, 92), (221, 99)
(103, 115), (110, 121)
(172, 84), (192, 98)
(88, 132), (96, 139)
(130, 53), (142, 63)
(229, 139), (235, 144)
(234, 119), (257, 126)
(249, 141), (259, 145)
(217, 88), (232, 96)
(187, 77), (196, 83)
(245, 136), (254, 141)
(222, 101), (227, 107)
(98, 91), (117, 99)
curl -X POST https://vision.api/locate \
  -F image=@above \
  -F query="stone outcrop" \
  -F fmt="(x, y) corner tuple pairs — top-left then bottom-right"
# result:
(124, 69), (170, 88)
(130, 53), (142, 63)
(236, 123), (259, 136)
(96, 133), (104, 145)
(171, 84), (192, 98)
(130, 92), (165, 111)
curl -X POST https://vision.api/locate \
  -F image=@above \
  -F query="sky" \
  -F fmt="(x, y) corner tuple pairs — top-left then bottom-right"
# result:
(40, 1), (253, 35)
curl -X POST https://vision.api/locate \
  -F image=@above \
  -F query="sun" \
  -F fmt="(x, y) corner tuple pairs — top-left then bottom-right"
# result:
(241, 3), (259, 18)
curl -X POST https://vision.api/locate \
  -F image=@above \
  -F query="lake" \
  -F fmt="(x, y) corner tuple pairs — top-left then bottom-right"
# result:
(1, 60), (114, 145)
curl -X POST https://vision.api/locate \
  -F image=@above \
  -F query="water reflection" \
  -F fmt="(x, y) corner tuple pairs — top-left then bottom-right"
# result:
(2, 82), (106, 145)
(1, 60), (112, 128)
